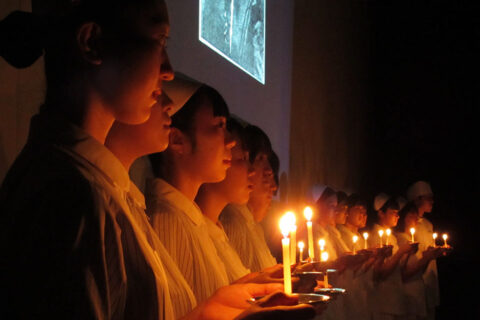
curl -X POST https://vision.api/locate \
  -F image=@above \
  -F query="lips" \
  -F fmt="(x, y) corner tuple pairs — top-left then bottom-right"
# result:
(223, 159), (232, 166)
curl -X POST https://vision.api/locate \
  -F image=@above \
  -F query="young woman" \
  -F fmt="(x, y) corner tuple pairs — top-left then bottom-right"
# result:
(0, 1), (174, 318)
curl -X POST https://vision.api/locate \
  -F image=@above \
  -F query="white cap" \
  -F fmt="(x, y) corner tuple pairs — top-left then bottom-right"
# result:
(374, 193), (390, 211)
(396, 196), (408, 210)
(407, 181), (433, 201)
(311, 184), (328, 202)
(162, 72), (202, 115)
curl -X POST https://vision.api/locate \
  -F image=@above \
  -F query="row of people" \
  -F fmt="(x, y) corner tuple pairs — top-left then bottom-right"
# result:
(0, 2), (315, 319)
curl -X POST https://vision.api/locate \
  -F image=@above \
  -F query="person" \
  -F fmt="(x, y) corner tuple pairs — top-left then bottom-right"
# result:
(220, 125), (277, 272)
(368, 194), (416, 320)
(396, 202), (443, 320)
(105, 78), (316, 319)
(145, 84), (234, 304)
(0, 1), (176, 318)
(406, 181), (439, 320)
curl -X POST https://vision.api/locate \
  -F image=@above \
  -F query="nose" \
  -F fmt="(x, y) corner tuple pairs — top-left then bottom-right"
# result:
(160, 49), (174, 81)
(160, 92), (174, 114)
(225, 131), (236, 149)
(247, 163), (256, 177)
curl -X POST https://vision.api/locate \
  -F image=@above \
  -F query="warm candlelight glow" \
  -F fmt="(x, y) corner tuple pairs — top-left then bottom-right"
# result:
(319, 238), (326, 252)
(286, 211), (297, 264)
(279, 213), (293, 294)
(363, 232), (369, 249)
(352, 235), (359, 254)
(321, 251), (329, 262)
(298, 241), (305, 262)
(410, 227), (416, 243)
(433, 233), (438, 247)
(303, 206), (313, 221)
(442, 233), (448, 247)
(378, 229), (384, 247)
(385, 229), (391, 246)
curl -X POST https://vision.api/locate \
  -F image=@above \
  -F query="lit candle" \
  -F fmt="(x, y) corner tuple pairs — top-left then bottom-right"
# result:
(298, 241), (305, 262)
(378, 229), (384, 247)
(287, 212), (297, 264)
(363, 232), (369, 249)
(279, 214), (293, 294)
(304, 206), (315, 260)
(319, 238), (326, 253)
(385, 229), (391, 246)
(433, 233), (438, 247)
(321, 252), (329, 288)
(352, 235), (359, 254)
(442, 233), (448, 247)
(410, 227), (416, 243)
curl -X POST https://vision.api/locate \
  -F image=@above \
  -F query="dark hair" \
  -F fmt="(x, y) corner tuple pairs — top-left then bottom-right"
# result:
(396, 201), (418, 232)
(243, 125), (272, 163)
(268, 151), (280, 194)
(317, 187), (336, 204)
(227, 117), (247, 151)
(171, 85), (230, 134)
(379, 197), (400, 213)
(346, 193), (367, 209)
(336, 191), (348, 206)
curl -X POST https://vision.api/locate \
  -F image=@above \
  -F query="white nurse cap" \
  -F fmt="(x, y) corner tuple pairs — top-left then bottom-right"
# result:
(374, 193), (390, 211)
(406, 181), (433, 201)
(162, 72), (202, 115)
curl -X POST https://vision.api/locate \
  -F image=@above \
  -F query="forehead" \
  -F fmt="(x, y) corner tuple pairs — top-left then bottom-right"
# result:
(193, 103), (224, 127)
(130, 0), (170, 32)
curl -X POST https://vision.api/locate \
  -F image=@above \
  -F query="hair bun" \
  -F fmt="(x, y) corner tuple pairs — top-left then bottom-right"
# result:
(0, 11), (45, 68)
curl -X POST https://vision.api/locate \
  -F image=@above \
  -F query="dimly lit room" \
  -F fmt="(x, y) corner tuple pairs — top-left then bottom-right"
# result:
(1, 0), (476, 319)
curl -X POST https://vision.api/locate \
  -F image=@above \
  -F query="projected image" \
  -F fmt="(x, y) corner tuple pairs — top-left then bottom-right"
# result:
(199, 0), (265, 84)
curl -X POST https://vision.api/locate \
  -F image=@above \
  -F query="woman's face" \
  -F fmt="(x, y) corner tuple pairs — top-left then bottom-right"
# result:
(319, 196), (337, 226)
(335, 204), (348, 225)
(216, 140), (255, 204)
(380, 208), (400, 228)
(417, 194), (434, 215)
(404, 211), (420, 230)
(347, 205), (367, 228)
(95, 0), (174, 125)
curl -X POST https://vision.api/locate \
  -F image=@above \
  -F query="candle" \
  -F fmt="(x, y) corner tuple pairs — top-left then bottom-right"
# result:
(442, 233), (448, 247)
(279, 214), (293, 294)
(378, 229), (384, 247)
(410, 228), (416, 243)
(298, 241), (305, 262)
(319, 238), (326, 253)
(321, 252), (329, 288)
(287, 212), (297, 263)
(433, 233), (438, 247)
(352, 235), (358, 254)
(304, 206), (315, 260)
(363, 232), (369, 249)
(385, 229), (391, 246)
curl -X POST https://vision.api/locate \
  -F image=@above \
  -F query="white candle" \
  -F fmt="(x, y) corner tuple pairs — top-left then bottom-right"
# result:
(321, 252), (329, 288)
(279, 214), (293, 294)
(442, 233), (448, 247)
(298, 241), (305, 262)
(378, 229), (384, 247)
(304, 206), (315, 260)
(352, 235), (359, 254)
(385, 229), (391, 246)
(410, 227), (416, 243)
(433, 233), (438, 247)
(363, 232), (369, 249)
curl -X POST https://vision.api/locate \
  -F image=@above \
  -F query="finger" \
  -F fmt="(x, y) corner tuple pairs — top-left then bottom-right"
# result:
(244, 283), (284, 297)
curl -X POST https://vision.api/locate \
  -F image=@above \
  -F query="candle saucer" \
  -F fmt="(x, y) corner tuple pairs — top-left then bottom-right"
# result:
(295, 293), (331, 306)
(293, 271), (323, 293)
(314, 287), (346, 297)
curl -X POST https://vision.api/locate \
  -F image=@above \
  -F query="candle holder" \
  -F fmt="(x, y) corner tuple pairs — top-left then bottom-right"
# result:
(247, 293), (330, 306)
(293, 271), (323, 293)
(314, 287), (347, 300)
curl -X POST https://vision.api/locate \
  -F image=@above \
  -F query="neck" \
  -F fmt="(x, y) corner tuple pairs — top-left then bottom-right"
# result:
(345, 222), (358, 233)
(378, 222), (389, 229)
(105, 136), (137, 171)
(247, 198), (266, 223)
(163, 163), (202, 201)
(196, 187), (229, 223)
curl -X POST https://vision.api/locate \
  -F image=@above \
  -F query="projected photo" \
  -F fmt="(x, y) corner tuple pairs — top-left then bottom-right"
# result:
(199, 0), (265, 84)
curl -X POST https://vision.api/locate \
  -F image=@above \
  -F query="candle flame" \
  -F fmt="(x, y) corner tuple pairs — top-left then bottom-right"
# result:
(280, 212), (296, 237)
(303, 206), (313, 221)
(378, 230), (384, 237)
(363, 232), (369, 240)
(318, 239), (326, 247)
(433, 233), (438, 239)
(442, 234), (448, 240)
(321, 251), (329, 262)
(386, 229), (391, 236)
(410, 227), (416, 235)
(298, 241), (305, 249)
(352, 235), (359, 243)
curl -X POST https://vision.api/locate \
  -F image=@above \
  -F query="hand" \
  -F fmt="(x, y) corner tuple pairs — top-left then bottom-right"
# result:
(398, 243), (414, 255)
(237, 292), (317, 320)
(198, 284), (315, 320)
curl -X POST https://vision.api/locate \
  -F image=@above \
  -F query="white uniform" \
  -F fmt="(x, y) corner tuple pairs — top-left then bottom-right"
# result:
(369, 224), (409, 320)
(146, 178), (230, 303)
(397, 232), (427, 319)
(220, 204), (277, 272)
(337, 224), (373, 320)
(204, 218), (251, 283)
(126, 183), (197, 318)
(416, 218), (439, 320)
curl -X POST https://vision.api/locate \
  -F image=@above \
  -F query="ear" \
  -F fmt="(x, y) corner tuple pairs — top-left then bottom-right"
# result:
(76, 22), (102, 65)
(168, 128), (189, 155)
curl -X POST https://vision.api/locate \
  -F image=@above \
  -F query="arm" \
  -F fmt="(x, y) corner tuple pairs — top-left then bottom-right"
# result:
(374, 244), (412, 281)
(401, 247), (443, 281)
